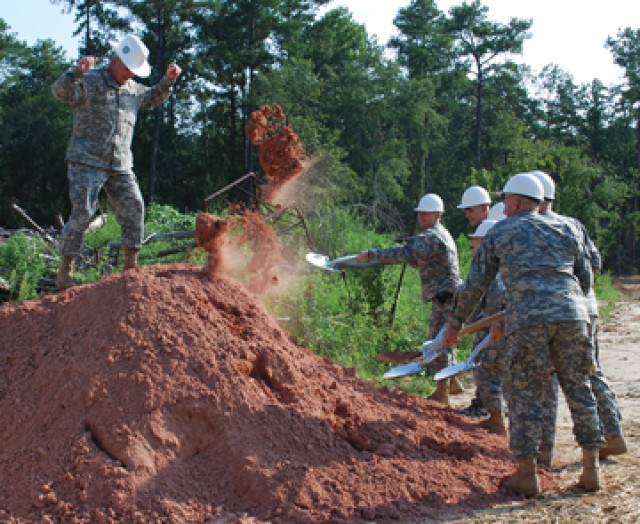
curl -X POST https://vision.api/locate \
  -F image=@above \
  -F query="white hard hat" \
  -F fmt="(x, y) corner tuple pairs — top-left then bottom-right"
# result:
(457, 186), (491, 209)
(487, 202), (506, 221)
(414, 193), (444, 213)
(109, 34), (151, 78)
(470, 219), (498, 238)
(497, 173), (544, 201)
(529, 170), (555, 200)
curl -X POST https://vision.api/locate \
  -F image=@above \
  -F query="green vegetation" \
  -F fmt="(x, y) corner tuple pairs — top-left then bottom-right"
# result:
(595, 272), (623, 323)
(0, 233), (49, 301)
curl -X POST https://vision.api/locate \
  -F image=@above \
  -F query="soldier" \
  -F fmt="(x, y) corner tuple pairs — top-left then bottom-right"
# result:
(456, 186), (501, 419)
(462, 219), (507, 435)
(530, 170), (627, 466)
(443, 173), (605, 496)
(356, 193), (462, 404)
(52, 34), (182, 289)
(457, 185), (491, 227)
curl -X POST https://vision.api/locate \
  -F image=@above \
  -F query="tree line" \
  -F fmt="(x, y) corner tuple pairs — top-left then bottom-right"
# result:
(0, 0), (639, 274)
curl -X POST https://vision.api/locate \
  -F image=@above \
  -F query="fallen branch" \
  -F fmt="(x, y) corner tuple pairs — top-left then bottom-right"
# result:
(10, 204), (56, 246)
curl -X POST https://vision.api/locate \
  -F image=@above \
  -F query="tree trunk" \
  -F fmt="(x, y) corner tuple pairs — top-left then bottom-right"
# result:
(475, 55), (483, 167)
(147, 21), (167, 203)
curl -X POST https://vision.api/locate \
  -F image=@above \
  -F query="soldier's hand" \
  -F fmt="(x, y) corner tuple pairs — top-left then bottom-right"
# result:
(77, 56), (97, 74)
(489, 323), (504, 343)
(166, 63), (182, 80)
(442, 326), (460, 348)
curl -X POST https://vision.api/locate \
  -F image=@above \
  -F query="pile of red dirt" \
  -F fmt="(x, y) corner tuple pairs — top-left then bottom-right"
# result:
(0, 264), (534, 522)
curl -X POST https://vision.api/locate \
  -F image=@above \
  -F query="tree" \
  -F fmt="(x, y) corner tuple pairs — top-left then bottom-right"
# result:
(50, 0), (127, 56)
(0, 31), (71, 226)
(389, 0), (453, 78)
(606, 27), (640, 272)
(447, 0), (531, 167)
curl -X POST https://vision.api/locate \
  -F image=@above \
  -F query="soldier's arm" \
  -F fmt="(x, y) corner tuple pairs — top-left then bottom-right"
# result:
(575, 249), (593, 296)
(140, 64), (181, 110)
(368, 240), (419, 267)
(51, 56), (95, 105)
(448, 240), (499, 329)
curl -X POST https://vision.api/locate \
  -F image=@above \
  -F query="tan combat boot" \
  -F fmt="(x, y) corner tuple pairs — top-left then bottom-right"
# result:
(427, 381), (450, 405)
(55, 255), (76, 289)
(599, 435), (628, 460)
(449, 376), (465, 395)
(503, 456), (540, 496)
(123, 247), (139, 270)
(478, 411), (507, 436)
(578, 447), (601, 491)
(537, 447), (553, 467)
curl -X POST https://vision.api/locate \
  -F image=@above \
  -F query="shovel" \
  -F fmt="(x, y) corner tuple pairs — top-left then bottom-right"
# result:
(376, 310), (504, 364)
(382, 329), (445, 379)
(433, 333), (492, 381)
(306, 252), (381, 272)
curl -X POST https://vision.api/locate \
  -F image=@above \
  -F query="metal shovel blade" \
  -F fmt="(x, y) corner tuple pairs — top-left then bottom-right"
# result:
(383, 361), (426, 379)
(305, 253), (341, 273)
(433, 360), (477, 381)
(433, 334), (491, 381)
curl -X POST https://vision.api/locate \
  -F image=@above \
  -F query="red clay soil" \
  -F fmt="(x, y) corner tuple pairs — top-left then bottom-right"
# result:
(0, 264), (548, 523)
(245, 104), (305, 204)
(195, 213), (229, 278)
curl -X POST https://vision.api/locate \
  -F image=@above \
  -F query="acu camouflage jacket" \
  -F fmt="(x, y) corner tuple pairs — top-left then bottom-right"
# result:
(450, 210), (592, 335)
(367, 221), (461, 303)
(52, 66), (174, 173)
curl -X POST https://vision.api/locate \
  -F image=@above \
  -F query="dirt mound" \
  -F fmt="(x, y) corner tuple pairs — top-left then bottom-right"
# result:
(0, 264), (528, 522)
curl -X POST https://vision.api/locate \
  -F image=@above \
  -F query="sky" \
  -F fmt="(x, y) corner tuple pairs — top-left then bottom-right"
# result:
(2, 0), (639, 86)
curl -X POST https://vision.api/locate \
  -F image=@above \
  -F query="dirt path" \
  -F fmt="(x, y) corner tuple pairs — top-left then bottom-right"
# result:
(440, 277), (640, 523)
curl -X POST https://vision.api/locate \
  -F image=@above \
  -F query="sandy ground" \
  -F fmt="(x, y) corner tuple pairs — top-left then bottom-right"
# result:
(434, 277), (640, 523)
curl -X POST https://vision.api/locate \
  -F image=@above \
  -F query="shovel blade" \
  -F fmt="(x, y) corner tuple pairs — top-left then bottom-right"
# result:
(383, 362), (426, 379)
(434, 361), (476, 381)
(305, 253), (341, 273)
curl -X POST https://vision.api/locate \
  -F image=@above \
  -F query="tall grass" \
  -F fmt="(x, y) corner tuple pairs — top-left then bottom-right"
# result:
(0, 233), (49, 301)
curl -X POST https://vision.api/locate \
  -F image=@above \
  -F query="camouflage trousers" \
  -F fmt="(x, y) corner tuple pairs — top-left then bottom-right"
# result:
(504, 321), (604, 458)
(540, 319), (623, 449)
(472, 329), (506, 413)
(427, 298), (455, 375)
(58, 162), (145, 256)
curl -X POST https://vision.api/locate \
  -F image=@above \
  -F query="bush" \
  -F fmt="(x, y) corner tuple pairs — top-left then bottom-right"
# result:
(0, 233), (49, 301)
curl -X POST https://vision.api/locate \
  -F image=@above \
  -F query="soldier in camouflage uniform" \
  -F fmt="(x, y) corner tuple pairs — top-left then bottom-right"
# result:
(456, 186), (499, 419)
(530, 171), (627, 466)
(51, 34), (182, 289)
(443, 173), (605, 497)
(462, 219), (507, 435)
(356, 193), (462, 404)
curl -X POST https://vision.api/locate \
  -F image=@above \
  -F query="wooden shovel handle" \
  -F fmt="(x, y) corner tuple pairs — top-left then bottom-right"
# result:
(459, 310), (505, 336)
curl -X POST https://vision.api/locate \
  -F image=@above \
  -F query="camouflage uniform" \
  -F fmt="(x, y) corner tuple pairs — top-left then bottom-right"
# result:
(539, 211), (623, 448)
(368, 221), (461, 374)
(471, 274), (506, 414)
(52, 65), (174, 255)
(449, 210), (604, 458)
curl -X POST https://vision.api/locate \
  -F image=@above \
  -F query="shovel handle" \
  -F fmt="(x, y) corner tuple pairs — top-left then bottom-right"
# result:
(458, 310), (504, 336)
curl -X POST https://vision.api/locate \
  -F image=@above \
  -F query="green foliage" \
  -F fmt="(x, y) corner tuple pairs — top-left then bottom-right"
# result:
(594, 271), (623, 322)
(0, 234), (49, 301)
